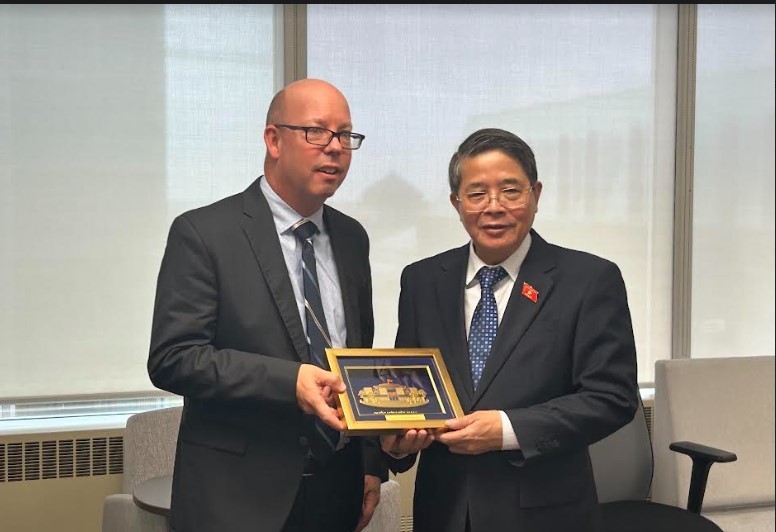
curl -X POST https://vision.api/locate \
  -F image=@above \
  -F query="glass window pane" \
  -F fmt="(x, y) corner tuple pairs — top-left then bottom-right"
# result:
(0, 4), (277, 398)
(308, 4), (677, 383)
(691, 4), (775, 358)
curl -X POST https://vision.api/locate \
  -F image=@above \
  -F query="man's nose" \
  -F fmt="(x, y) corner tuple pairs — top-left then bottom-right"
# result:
(484, 194), (506, 211)
(324, 134), (345, 153)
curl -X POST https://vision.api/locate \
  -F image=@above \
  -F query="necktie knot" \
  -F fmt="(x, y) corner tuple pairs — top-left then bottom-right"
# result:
(293, 219), (318, 242)
(476, 266), (507, 291)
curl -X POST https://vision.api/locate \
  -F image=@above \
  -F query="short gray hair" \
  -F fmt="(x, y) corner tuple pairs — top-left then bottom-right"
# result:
(448, 128), (538, 194)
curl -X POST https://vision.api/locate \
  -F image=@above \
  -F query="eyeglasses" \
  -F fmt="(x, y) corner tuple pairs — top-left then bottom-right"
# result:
(456, 186), (534, 213)
(274, 124), (365, 150)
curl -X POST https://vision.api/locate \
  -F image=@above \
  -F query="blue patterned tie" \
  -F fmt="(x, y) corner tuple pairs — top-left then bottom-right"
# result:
(468, 266), (507, 389)
(292, 219), (339, 462)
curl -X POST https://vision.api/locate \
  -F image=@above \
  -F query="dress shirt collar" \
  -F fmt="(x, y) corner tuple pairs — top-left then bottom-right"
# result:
(259, 175), (326, 235)
(465, 232), (532, 287)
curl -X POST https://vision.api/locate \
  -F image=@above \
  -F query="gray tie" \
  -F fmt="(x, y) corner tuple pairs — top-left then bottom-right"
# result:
(292, 219), (339, 461)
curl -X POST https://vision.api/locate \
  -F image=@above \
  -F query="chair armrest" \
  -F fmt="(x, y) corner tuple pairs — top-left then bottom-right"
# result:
(670, 440), (737, 514)
(362, 479), (401, 532)
(670, 441), (737, 463)
(102, 493), (169, 532)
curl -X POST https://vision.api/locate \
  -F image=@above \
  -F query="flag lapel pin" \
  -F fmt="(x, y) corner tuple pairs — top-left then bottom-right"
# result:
(521, 282), (538, 303)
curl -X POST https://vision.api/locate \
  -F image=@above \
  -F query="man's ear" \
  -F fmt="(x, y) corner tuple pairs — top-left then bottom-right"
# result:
(532, 181), (543, 212)
(449, 194), (465, 221)
(449, 193), (460, 213)
(264, 125), (281, 159)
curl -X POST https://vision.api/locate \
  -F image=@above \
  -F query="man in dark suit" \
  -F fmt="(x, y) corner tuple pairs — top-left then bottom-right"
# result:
(382, 128), (639, 532)
(148, 79), (387, 532)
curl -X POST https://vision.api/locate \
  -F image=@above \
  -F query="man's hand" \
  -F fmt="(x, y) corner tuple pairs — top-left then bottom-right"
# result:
(354, 474), (382, 532)
(296, 364), (346, 431)
(380, 429), (435, 456)
(436, 410), (502, 454)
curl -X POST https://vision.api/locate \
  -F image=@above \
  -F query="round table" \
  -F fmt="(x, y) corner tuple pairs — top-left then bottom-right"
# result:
(133, 474), (172, 518)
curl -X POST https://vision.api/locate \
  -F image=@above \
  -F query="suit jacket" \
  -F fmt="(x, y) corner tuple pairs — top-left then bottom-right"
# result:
(148, 177), (386, 532)
(391, 230), (638, 532)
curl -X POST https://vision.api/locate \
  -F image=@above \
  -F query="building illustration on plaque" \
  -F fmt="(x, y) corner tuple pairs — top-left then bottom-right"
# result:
(358, 377), (429, 408)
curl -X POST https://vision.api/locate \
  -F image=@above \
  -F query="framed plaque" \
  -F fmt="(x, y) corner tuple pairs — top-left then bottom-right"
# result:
(325, 348), (465, 435)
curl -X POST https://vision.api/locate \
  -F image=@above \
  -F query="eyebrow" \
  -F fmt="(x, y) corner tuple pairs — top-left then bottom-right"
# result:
(464, 177), (525, 190)
(306, 119), (354, 131)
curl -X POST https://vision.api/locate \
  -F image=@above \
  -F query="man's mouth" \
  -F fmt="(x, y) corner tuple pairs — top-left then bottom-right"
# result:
(481, 224), (509, 234)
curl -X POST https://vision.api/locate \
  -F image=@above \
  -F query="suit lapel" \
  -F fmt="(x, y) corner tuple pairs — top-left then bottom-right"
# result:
(240, 179), (310, 362)
(472, 231), (556, 406)
(324, 207), (362, 348)
(436, 246), (475, 409)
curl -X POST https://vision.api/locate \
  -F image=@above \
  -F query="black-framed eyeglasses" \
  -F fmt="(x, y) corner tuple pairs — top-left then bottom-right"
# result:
(455, 186), (535, 213)
(274, 124), (365, 150)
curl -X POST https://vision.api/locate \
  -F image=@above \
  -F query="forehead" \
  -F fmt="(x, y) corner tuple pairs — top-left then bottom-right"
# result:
(284, 87), (352, 127)
(459, 150), (528, 187)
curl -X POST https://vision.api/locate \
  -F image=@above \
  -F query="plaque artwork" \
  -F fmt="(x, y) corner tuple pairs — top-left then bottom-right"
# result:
(325, 348), (465, 435)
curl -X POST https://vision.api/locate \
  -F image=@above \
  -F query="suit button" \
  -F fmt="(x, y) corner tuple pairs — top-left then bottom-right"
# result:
(299, 436), (309, 447)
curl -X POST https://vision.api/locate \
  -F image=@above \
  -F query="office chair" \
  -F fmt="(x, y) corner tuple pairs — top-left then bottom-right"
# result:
(589, 398), (736, 532)
(364, 478), (402, 532)
(652, 357), (775, 532)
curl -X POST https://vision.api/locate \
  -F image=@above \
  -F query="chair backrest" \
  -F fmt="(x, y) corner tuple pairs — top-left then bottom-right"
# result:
(652, 356), (775, 511)
(589, 399), (653, 503)
(122, 406), (182, 493)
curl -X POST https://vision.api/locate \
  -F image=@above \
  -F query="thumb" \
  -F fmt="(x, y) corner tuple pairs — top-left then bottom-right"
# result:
(380, 434), (398, 453)
(321, 371), (345, 394)
(445, 415), (471, 431)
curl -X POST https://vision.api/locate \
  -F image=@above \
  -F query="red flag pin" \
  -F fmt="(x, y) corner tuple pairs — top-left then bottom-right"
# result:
(521, 282), (539, 303)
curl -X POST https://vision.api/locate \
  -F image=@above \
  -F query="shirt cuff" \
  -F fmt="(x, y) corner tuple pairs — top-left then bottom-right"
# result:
(499, 410), (520, 450)
(387, 450), (410, 459)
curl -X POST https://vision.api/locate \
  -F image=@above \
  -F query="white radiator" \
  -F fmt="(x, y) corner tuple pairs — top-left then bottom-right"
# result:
(0, 428), (124, 532)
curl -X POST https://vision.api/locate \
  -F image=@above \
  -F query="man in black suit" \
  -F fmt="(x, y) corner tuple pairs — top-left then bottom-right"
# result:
(382, 128), (639, 532)
(148, 78), (387, 532)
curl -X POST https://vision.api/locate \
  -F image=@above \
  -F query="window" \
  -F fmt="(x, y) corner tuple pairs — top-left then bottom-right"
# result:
(1, 5), (773, 414)
(0, 4), (277, 399)
(309, 4), (678, 383)
(691, 4), (775, 358)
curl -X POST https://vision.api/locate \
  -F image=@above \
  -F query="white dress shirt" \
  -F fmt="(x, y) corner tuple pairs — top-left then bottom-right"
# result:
(464, 233), (532, 450)
(260, 176), (350, 449)
(260, 176), (347, 348)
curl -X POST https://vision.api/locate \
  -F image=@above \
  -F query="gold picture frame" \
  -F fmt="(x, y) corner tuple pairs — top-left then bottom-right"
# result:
(325, 348), (465, 435)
